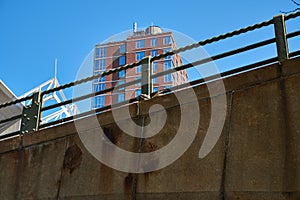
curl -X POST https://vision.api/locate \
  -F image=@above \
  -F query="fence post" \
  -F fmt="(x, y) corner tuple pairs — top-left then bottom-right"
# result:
(273, 14), (289, 62)
(141, 56), (153, 96)
(20, 91), (42, 134)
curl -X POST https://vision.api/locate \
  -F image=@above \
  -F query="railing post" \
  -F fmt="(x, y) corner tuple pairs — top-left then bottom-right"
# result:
(273, 14), (289, 62)
(20, 91), (42, 134)
(141, 56), (152, 96)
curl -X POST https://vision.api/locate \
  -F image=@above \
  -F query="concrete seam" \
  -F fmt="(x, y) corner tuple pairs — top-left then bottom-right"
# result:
(130, 101), (145, 200)
(14, 134), (24, 200)
(220, 90), (235, 200)
(278, 63), (293, 192)
(56, 139), (68, 200)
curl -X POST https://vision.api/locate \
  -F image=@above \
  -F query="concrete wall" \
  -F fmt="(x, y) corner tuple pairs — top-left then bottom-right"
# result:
(0, 57), (299, 199)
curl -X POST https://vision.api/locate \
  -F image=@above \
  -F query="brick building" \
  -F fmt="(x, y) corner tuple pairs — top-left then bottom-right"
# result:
(93, 24), (188, 108)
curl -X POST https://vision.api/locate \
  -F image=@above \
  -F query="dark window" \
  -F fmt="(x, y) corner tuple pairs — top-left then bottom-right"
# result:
(164, 48), (172, 60)
(119, 56), (126, 65)
(136, 51), (145, 60)
(151, 50), (158, 57)
(119, 70), (125, 78)
(136, 89), (141, 96)
(94, 96), (105, 108)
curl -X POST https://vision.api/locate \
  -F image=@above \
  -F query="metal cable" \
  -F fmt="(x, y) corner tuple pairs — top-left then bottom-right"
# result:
(42, 60), (143, 96)
(0, 114), (22, 125)
(0, 95), (32, 109)
(285, 10), (300, 20)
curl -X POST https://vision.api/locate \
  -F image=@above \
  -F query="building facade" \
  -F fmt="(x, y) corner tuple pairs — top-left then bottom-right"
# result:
(93, 25), (188, 109)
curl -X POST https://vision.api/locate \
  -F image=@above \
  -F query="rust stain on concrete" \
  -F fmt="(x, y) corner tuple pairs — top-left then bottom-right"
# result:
(124, 173), (133, 192)
(103, 127), (119, 144)
(63, 144), (82, 174)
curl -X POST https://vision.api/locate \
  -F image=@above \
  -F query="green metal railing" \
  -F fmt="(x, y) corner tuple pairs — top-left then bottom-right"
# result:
(0, 13), (300, 139)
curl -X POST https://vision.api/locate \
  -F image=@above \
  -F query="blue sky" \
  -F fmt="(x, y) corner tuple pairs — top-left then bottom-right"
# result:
(0, 0), (299, 97)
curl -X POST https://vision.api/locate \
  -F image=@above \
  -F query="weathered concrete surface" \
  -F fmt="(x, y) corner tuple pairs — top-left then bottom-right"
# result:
(0, 57), (300, 199)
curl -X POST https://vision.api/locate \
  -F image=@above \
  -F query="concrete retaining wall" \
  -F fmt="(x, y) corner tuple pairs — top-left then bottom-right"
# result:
(0, 57), (299, 199)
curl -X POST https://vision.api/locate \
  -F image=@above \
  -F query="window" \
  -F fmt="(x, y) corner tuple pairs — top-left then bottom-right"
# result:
(118, 93), (125, 102)
(118, 80), (125, 90)
(164, 60), (173, 82)
(153, 87), (159, 93)
(164, 48), (172, 60)
(94, 70), (101, 75)
(120, 44), (126, 53)
(95, 47), (106, 58)
(93, 82), (106, 92)
(136, 89), (141, 96)
(119, 70), (125, 78)
(95, 59), (106, 71)
(163, 36), (171, 45)
(94, 96), (105, 108)
(151, 38), (157, 46)
(100, 84), (106, 92)
(136, 51), (145, 61)
(119, 56), (126, 66)
(136, 77), (141, 86)
(94, 76), (106, 84)
(151, 50), (158, 57)
(164, 60), (172, 69)
(153, 77), (158, 83)
(152, 62), (158, 72)
(136, 65), (142, 73)
(164, 74), (172, 82)
(119, 80), (125, 85)
(136, 40), (145, 48)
